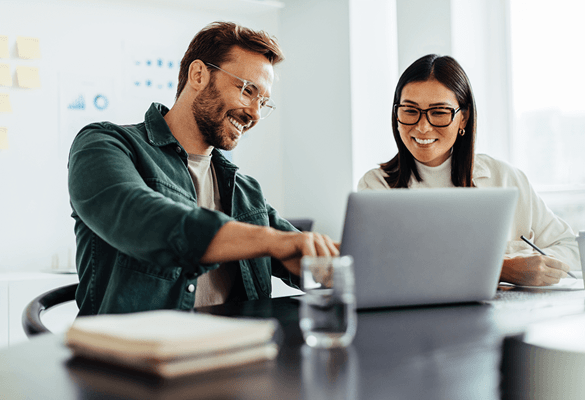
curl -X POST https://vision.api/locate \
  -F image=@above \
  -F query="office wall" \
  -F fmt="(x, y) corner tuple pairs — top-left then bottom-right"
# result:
(0, 0), (281, 272)
(278, 0), (354, 240)
(349, 0), (400, 190)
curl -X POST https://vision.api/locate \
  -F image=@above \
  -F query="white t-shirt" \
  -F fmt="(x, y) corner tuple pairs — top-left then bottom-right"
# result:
(187, 154), (237, 307)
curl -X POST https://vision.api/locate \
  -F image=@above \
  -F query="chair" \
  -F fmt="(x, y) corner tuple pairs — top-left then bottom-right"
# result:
(22, 283), (78, 337)
(287, 218), (314, 232)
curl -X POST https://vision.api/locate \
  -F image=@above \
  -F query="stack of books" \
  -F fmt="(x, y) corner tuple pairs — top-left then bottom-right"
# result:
(65, 310), (279, 378)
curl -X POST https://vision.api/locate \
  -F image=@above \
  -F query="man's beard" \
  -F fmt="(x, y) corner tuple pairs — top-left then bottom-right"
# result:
(191, 80), (240, 151)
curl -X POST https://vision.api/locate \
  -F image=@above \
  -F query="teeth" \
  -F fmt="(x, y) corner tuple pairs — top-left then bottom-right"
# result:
(228, 116), (250, 133)
(414, 138), (436, 145)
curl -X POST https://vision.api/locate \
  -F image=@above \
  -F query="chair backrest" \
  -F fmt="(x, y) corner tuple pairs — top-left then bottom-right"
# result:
(287, 218), (314, 232)
(22, 283), (78, 337)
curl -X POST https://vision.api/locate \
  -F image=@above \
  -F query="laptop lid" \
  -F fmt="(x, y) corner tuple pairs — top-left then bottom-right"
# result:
(339, 188), (518, 309)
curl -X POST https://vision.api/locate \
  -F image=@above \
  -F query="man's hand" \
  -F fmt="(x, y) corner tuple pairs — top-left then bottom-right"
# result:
(500, 254), (571, 286)
(267, 230), (339, 276)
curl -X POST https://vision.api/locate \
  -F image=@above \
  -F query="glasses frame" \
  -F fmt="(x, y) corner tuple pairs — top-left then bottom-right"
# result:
(205, 63), (275, 120)
(394, 104), (461, 128)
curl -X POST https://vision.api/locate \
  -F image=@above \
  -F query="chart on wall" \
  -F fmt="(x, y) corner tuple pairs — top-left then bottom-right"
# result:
(123, 41), (181, 118)
(58, 74), (117, 158)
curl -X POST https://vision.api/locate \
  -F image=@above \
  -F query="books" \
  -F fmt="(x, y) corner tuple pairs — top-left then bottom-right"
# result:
(65, 310), (279, 378)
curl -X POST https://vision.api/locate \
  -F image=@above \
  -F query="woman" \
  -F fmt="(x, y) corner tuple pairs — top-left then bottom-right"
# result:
(358, 54), (579, 287)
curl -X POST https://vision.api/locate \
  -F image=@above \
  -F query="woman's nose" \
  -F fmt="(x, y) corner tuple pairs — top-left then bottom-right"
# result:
(416, 112), (433, 133)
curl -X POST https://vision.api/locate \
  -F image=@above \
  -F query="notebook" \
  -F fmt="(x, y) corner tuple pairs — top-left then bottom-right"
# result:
(340, 188), (518, 308)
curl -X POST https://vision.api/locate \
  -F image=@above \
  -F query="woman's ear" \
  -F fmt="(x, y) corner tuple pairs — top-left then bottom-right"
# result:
(459, 108), (470, 130)
(187, 60), (210, 92)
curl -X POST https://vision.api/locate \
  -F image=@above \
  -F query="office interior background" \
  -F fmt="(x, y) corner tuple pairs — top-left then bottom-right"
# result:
(0, 0), (583, 294)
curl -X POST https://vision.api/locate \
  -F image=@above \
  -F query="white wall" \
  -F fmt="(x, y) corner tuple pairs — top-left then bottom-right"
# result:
(0, 0), (282, 272)
(278, 0), (354, 241)
(396, 0), (452, 72)
(350, 0), (400, 190)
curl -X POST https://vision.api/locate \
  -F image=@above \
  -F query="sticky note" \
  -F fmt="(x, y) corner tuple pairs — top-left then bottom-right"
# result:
(0, 127), (8, 150)
(17, 36), (41, 59)
(0, 64), (12, 86)
(0, 36), (8, 59)
(16, 66), (40, 88)
(0, 93), (12, 112)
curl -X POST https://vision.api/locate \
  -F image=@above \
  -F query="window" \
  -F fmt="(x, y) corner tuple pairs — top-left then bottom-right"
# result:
(509, 0), (585, 232)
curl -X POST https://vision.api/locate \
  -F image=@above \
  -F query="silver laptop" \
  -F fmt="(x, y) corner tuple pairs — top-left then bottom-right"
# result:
(340, 188), (518, 309)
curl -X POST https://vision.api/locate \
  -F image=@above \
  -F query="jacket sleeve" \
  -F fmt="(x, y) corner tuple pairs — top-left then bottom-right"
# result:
(68, 124), (233, 271)
(266, 202), (301, 289)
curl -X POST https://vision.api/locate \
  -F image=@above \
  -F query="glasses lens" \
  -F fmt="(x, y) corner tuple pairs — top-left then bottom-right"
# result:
(259, 99), (276, 119)
(428, 108), (453, 127)
(240, 83), (276, 119)
(240, 82), (259, 106)
(397, 106), (420, 125)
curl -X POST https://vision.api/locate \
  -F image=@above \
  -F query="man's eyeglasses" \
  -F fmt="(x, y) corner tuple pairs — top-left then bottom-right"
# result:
(205, 63), (275, 120)
(395, 104), (461, 128)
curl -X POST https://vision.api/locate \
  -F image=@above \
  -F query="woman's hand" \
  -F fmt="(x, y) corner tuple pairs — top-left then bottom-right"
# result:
(500, 255), (571, 286)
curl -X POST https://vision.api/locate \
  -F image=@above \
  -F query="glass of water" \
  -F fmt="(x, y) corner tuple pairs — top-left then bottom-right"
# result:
(299, 255), (357, 348)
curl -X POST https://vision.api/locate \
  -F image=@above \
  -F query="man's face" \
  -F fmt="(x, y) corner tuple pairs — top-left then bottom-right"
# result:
(191, 47), (275, 151)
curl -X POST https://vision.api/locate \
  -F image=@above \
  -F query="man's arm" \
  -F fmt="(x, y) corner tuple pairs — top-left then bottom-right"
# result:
(200, 221), (338, 275)
(69, 125), (232, 270)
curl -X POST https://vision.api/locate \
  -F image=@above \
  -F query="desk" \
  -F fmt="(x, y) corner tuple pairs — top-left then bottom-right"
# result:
(2, 287), (585, 400)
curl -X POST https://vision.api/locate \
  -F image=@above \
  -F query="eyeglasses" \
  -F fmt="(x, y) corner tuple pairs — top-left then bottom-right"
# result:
(205, 63), (276, 120)
(395, 104), (461, 128)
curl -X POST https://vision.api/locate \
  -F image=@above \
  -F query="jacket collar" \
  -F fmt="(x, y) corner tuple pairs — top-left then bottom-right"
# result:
(145, 102), (239, 172)
(211, 148), (239, 172)
(144, 103), (179, 147)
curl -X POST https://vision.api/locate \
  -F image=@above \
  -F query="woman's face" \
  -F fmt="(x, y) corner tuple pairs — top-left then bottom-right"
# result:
(397, 79), (468, 167)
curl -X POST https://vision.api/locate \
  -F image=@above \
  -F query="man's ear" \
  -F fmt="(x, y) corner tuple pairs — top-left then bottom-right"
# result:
(187, 60), (210, 93)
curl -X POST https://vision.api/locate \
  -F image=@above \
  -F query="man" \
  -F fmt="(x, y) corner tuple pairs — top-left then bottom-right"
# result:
(68, 22), (338, 316)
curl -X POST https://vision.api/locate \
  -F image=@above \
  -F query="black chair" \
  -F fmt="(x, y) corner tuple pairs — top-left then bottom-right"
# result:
(22, 283), (78, 338)
(287, 218), (314, 232)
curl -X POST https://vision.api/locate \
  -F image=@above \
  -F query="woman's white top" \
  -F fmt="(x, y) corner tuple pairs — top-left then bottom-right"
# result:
(357, 154), (580, 269)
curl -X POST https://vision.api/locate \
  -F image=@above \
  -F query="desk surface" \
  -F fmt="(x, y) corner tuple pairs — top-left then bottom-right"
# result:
(2, 287), (585, 400)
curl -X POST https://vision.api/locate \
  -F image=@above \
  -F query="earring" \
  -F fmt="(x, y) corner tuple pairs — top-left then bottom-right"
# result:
(458, 128), (465, 136)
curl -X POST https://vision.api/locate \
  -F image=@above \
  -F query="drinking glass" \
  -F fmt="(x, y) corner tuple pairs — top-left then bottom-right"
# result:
(299, 256), (357, 348)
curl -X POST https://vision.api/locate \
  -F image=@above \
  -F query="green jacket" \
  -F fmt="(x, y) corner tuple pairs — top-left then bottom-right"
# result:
(68, 103), (299, 316)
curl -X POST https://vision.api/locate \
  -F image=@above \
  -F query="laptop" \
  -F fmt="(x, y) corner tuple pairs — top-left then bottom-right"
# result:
(339, 188), (518, 309)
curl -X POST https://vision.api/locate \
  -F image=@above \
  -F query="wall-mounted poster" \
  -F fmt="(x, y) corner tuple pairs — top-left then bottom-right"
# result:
(58, 74), (117, 158)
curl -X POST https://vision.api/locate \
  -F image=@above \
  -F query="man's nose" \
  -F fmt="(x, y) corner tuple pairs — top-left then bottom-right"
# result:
(244, 99), (262, 122)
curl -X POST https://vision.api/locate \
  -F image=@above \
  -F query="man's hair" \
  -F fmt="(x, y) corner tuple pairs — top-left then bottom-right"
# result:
(176, 21), (284, 99)
(381, 54), (477, 188)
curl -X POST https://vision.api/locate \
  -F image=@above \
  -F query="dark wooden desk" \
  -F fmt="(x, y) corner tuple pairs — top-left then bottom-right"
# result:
(2, 287), (585, 400)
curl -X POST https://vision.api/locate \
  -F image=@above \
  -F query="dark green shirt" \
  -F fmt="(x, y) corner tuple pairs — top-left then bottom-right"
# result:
(68, 103), (299, 315)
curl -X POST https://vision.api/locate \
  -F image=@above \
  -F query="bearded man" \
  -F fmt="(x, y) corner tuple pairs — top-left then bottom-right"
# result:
(68, 22), (337, 316)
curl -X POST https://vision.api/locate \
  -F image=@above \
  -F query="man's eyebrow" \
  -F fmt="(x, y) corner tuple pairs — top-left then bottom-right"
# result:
(402, 100), (419, 105)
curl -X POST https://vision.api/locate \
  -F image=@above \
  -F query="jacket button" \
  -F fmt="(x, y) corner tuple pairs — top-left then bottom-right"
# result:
(187, 284), (195, 293)
(175, 146), (182, 154)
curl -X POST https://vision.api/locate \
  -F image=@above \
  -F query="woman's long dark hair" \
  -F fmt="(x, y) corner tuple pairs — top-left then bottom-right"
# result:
(381, 54), (477, 188)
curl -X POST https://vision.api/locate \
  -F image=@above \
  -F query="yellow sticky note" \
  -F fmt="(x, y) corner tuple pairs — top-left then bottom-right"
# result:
(0, 93), (12, 113)
(0, 64), (12, 87)
(0, 36), (8, 59)
(0, 127), (8, 150)
(16, 66), (40, 88)
(17, 36), (41, 59)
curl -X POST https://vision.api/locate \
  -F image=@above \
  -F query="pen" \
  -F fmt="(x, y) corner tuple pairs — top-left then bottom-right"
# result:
(520, 235), (577, 279)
